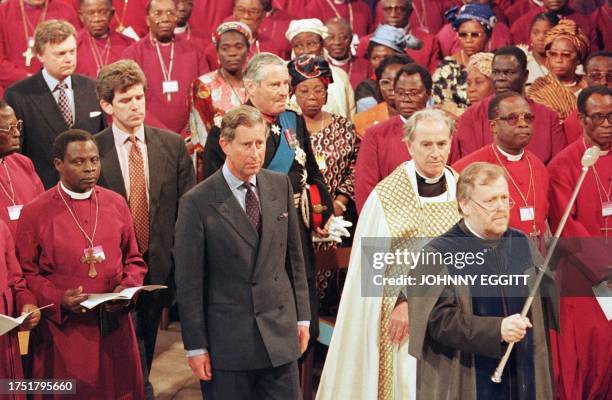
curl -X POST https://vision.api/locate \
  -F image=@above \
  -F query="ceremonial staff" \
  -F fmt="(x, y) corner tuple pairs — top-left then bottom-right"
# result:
(491, 146), (601, 383)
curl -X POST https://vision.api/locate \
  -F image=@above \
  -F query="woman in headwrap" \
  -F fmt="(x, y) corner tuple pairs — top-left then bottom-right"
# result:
(188, 21), (251, 180)
(466, 51), (495, 106)
(355, 24), (418, 112)
(528, 18), (589, 120)
(526, 11), (559, 86)
(288, 54), (360, 312)
(432, 3), (495, 113)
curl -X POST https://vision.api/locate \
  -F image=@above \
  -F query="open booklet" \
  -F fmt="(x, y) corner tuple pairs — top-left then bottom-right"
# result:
(80, 285), (167, 310)
(0, 304), (54, 336)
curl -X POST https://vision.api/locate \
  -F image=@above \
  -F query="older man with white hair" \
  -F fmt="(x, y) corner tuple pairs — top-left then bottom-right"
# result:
(317, 109), (461, 400)
(285, 18), (355, 119)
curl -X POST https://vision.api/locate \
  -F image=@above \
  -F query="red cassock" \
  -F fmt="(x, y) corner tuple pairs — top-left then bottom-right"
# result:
(504, 0), (540, 26)
(373, 0), (450, 35)
(510, 7), (598, 50)
(304, 0), (372, 37)
(0, 154), (44, 238)
(591, 4), (611, 51)
(547, 140), (612, 400)
(449, 94), (566, 165)
(452, 144), (549, 239)
(0, 0), (80, 87)
(328, 56), (370, 89)
(273, 0), (309, 18)
(188, 0), (234, 39)
(75, 29), (135, 79)
(355, 28), (441, 73)
(258, 9), (293, 60)
(174, 27), (211, 54)
(562, 109), (582, 145)
(354, 115), (410, 212)
(67, 0), (148, 40)
(122, 37), (208, 135)
(204, 31), (285, 70)
(0, 220), (36, 392)
(16, 186), (147, 400)
(436, 22), (512, 58)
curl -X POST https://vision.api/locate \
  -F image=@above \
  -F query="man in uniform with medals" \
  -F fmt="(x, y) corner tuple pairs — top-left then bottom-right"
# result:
(15, 129), (147, 399)
(317, 109), (461, 400)
(202, 52), (336, 359)
(453, 92), (549, 250)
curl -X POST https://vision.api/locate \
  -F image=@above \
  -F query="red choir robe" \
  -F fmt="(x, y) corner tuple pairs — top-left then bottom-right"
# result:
(436, 22), (512, 58)
(258, 8), (293, 60)
(355, 27), (441, 73)
(174, 25), (210, 54)
(204, 30), (285, 70)
(450, 94), (566, 165)
(189, 0), (233, 39)
(562, 109), (582, 144)
(503, 0), (540, 26)
(0, 219), (36, 390)
(0, 0), (80, 87)
(273, 0), (309, 17)
(354, 115), (410, 212)
(68, 0), (148, 40)
(511, 7), (599, 50)
(0, 154), (44, 238)
(591, 4), (611, 51)
(547, 140), (612, 400)
(452, 144), (549, 239)
(122, 36), (208, 135)
(328, 55), (370, 89)
(16, 185), (147, 400)
(75, 29), (135, 79)
(304, 0), (373, 37)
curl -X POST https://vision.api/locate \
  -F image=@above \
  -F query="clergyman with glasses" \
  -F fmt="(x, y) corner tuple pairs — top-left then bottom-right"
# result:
(453, 92), (550, 250)
(408, 161), (558, 400)
(0, 101), (44, 237)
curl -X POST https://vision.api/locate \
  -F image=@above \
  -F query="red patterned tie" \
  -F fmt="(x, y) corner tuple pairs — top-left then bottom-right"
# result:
(127, 135), (149, 253)
(242, 182), (261, 232)
(55, 82), (73, 127)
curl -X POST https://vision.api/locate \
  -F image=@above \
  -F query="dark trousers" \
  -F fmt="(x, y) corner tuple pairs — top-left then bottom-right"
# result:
(131, 290), (164, 400)
(200, 361), (300, 400)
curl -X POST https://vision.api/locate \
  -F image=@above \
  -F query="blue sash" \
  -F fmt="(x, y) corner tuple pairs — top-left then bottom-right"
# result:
(267, 112), (297, 175)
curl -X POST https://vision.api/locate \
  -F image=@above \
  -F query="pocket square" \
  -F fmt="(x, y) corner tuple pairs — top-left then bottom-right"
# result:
(277, 212), (288, 220)
(89, 111), (102, 118)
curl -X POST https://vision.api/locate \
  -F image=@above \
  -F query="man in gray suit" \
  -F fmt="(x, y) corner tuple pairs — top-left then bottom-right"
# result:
(175, 105), (311, 400)
(93, 60), (195, 399)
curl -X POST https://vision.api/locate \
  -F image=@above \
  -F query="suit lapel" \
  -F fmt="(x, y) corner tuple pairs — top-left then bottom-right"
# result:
(72, 75), (92, 127)
(97, 128), (128, 198)
(30, 72), (69, 134)
(144, 127), (168, 224)
(252, 172), (278, 276)
(213, 171), (259, 249)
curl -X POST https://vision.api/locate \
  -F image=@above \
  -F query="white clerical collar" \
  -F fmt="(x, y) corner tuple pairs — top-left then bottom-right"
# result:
(42, 68), (72, 93)
(329, 55), (350, 66)
(333, 0), (346, 4)
(60, 182), (93, 199)
(496, 145), (524, 162)
(415, 166), (444, 184)
(174, 25), (188, 34)
(600, 149), (610, 156)
(399, 115), (408, 124)
(463, 219), (487, 239)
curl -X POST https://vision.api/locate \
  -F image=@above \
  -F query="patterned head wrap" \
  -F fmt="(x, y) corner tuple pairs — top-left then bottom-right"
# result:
(287, 54), (334, 88)
(445, 3), (497, 32)
(370, 24), (423, 52)
(212, 21), (252, 45)
(285, 18), (328, 42)
(467, 52), (494, 77)
(544, 18), (589, 63)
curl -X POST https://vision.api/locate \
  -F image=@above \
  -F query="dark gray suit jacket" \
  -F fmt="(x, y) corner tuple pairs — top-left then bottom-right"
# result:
(4, 71), (106, 189)
(174, 168), (310, 371)
(95, 125), (195, 289)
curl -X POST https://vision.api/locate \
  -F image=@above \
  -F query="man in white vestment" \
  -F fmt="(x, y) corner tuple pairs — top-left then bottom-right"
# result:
(316, 109), (462, 400)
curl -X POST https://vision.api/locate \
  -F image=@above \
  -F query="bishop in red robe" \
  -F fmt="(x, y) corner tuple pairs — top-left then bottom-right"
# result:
(450, 94), (566, 164)
(16, 130), (146, 399)
(305, 0), (373, 37)
(373, 0), (450, 35)
(0, 0), (80, 87)
(173, 0), (211, 53)
(188, 0), (233, 39)
(68, 0), (148, 40)
(0, 219), (38, 392)
(325, 17), (370, 89)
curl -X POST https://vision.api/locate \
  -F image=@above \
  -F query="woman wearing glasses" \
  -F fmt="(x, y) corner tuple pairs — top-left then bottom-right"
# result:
(432, 4), (496, 116)
(528, 19), (589, 120)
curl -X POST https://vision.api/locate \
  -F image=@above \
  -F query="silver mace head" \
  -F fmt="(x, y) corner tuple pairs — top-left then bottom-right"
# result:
(582, 145), (601, 168)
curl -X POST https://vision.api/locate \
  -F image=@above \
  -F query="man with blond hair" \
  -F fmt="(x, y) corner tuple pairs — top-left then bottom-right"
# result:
(5, 19), (106, 189)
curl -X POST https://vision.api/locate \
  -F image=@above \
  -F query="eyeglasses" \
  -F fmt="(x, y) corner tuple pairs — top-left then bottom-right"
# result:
(586, 72), (612, 82)
(0, 120), (23, 135)
(395, 89), (426, 100)
(378, 78), (394, 90)
(458, 32), (485, 39)
(584, 112), (612, 126)
(234, 6), (263, 16)
(545, 50), (576, 61)
(150, 10), (177, 20)
(495, 112), (536, 126)
(471, 197), (515, 212)
(292, 40), (321, 52)
(295, 87), (327, 97)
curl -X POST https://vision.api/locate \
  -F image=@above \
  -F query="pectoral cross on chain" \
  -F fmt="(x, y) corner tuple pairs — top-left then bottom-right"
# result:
(81, 248), (102, 278)
(23, 47), (34, 67)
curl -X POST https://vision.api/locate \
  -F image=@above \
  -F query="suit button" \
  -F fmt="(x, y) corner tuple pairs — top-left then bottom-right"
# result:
(279, 243), (284, 247)
(274, 275), (279, 281)
(278, 305), (284, 311)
